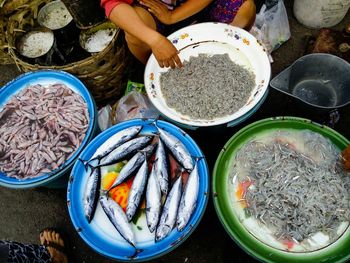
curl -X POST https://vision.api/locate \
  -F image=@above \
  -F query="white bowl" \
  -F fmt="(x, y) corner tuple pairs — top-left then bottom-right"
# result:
(145, 22), (271, 128)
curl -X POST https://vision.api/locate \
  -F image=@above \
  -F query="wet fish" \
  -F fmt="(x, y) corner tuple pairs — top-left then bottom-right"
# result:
(100, 195), (135, 247)
(155, 123), (193, 171)
(80, 125), (142, 169)
(83, 165), (101, 223)
(146, 161), (162, 233)
(109, 144), (155, 191)
(96, 136), (153, 168)
(177, 162), (199, 231)
(156, 176), (182, 242)
(154, 139), (169, 195)
(126, 159), (149, 221)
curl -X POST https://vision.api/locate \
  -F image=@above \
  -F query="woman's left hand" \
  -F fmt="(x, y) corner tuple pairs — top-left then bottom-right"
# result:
(139, 0), (173, 25)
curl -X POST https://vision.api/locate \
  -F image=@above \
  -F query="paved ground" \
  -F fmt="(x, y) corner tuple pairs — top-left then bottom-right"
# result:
(0, 1), (349, 262)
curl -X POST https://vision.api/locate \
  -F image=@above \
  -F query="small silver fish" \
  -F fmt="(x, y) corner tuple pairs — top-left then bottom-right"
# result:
(177, 162), (199, 231)
(80, 125), (142, 169)
(97, 136), (152, 168)
(83, 165), (101, 223)
(100, 195), (135, 247)
(146, 161), (162, 233)
(126, 159), (149, 221)
(154, 139), (169, 195)
(156, 176), (182, 242)
(109, 144), (155, 190)
(155, 124), (193, 171)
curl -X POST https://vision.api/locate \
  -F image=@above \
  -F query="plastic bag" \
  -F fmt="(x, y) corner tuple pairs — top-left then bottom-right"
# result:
(253, 0), (291, 53)
(98, 104), (113, 131)
(113, 91), (159, 123)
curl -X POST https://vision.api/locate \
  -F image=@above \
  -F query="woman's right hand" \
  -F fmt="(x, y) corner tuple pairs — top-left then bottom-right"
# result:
(149, 34), (183, 68)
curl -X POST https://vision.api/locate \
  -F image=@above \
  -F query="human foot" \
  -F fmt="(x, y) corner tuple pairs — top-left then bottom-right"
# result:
(40, 229), (68, 263)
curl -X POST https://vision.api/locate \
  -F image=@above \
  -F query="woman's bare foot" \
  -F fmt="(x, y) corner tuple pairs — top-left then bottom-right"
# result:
(40, 230), (68, 263)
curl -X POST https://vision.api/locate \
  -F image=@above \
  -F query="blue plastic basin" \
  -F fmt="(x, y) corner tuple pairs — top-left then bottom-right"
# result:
(67, 119), (209, 261)
(0, 70), (98, 189)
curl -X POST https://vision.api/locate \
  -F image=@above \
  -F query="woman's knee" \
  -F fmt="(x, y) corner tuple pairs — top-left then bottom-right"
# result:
(125, 32), (146, 47)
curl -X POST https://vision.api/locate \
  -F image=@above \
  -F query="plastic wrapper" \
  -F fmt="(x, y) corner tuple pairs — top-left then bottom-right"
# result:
(113, 91), (159, 123)
(98, 104), (113, 131)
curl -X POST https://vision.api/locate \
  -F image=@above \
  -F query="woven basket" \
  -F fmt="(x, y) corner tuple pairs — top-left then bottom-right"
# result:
(5, 0), (131, 106)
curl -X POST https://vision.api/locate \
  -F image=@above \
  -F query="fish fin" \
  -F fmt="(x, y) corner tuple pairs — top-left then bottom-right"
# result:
(127, 247), (144, 260)
(99, 189), (108, 198)
(78, 158), (90, 171)
(193, 156), (204, 162)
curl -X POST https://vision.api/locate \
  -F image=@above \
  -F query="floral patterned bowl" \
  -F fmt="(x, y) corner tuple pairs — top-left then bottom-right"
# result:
(144, 22), (271, 128)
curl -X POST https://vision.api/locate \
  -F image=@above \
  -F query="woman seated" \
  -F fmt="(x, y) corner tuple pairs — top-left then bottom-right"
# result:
(101, 0), (256, 68)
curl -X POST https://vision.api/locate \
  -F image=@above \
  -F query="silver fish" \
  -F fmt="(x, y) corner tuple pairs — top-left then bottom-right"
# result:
(83, 165), (101, 223)
(97, 136), (153, 168)
(156, 176), (182, 242)
(146, 161), (162, 233)
(80, 125), (142, 169)
(126, 159), (149, 221)
(154, 139), (169, 195)
(109, 144), (155, 190)
(177, 162), (199, 231)
(100, 195), (135, 247)
(155, 124), (193, 171)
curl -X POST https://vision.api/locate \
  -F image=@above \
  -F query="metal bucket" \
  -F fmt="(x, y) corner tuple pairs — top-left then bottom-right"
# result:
(38, 0), (87, 63)
(270, 54), (350, 117)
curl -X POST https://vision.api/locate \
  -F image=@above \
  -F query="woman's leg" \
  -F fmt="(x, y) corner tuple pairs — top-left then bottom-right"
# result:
(0, 240), (51, 263)
(125, 6), (157, 64)
(230, 0), (256, 30)
(0, 229), (68, 263)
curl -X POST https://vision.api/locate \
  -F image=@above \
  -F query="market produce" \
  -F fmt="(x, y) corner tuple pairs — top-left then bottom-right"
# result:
(0, 83), (89, 179)
(109, 144), (155, 190)
(154, 138), (169, 195)
(159, 53), (255, 120)
(100, 195), (135, 247)
(232, 129), (350, 251)
(82, 121), (201, 249)
(95, 136), (153, 168)
(156, 176), (182, 242)
(80, 125), (142, 169)
(145, 160), (162, 233)
(155, 124), (194, 171)
(83, 165), (101, 223)
(126, 159), (149, 222)
(177, 162), (199, 231)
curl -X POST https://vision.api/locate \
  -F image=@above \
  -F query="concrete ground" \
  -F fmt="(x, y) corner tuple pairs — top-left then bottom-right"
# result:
(1, 1), (349, 262)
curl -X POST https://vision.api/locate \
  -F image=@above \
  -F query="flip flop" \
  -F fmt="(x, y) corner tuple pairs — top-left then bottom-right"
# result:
(39, 227), (72, 263)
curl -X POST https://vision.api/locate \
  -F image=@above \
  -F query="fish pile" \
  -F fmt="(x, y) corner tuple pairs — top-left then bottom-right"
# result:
(82, 123), (200, 253)
(0, 83), (89, 179)
(233, 130), (350, 244)
(160, 53), (256, 120)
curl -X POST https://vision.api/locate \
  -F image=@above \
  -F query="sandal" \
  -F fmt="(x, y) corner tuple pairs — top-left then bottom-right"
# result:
(39, 228), (71, 263)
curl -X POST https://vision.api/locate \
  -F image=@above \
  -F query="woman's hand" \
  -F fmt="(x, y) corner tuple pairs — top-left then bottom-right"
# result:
(139, 0), (173, 25)
(149, 34), (183, 68)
